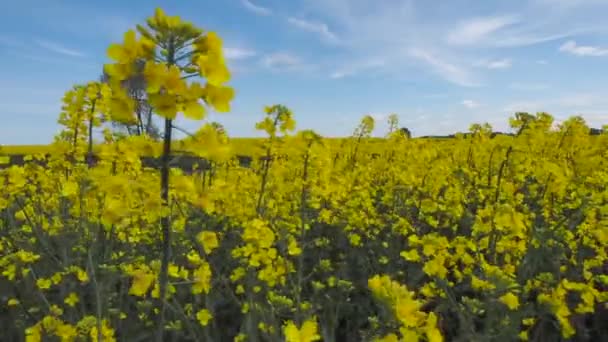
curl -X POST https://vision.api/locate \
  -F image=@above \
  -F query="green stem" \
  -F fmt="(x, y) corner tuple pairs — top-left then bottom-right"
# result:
(156, 117), (173, 342)
(88, 251), (103, 342)
(156, 34), (177, 342)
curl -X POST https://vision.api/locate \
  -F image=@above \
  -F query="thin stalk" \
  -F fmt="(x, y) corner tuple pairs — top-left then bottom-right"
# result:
(88, 251), (103, 342)
(156, 36), (176, 342)
(156, 116), (173, 342)
(87, 100), (96, 167)
(256, 115), (280, 215)
(488, 146), (513, 263)
(295, 143), (311, 324)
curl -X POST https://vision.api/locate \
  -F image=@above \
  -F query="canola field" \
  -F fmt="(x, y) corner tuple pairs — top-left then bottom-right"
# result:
(1, 7), (607, 342)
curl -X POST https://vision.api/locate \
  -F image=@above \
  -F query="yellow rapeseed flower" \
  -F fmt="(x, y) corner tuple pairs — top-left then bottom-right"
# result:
(36, 278), (52, 290)
(192, 261), (212, 294)
(499, 292), (520, 310)
(197, 231), (219, 254)
(128, 269), (155, 297)
(196, 309), (213, 327)
(64, 292), (79, 307)
(283, 317), (321, 342)
(55, 323), (78, 341)
(107, 30), (141, 64)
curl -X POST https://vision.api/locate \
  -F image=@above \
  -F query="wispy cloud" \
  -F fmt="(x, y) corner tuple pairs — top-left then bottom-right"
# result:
(261, 52), (308, 71)
(409, 48), (479, 87)
(559, 40), (608, 56)
(462, 100), (480, 109)
(447, 15), (519, 46)
(223, 47), (257, 60)
(5, 50), (72, 65)
(0, 36), (94, 68)
(474, 58), (512, 69)
(301, 0), (608, 91)
(287, 17), (339, 43)
(34, 39), (84, 57)
(241, 0), (272, 16)
(330, 58), (385, 79)
(492, 30), (586, 48)
(329, 71), (348, 79)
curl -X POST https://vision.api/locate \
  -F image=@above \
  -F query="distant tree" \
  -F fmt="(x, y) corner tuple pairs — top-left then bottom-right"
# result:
(387, 114), (399, 135)
(509, 112), (553, 135)
(469, 123), (492, 136)
(100, 59), (162, 140)
(590, 127), (604, 135)
(399, 127), (411, 138)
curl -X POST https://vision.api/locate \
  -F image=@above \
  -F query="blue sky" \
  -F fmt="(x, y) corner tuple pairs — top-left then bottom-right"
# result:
(1, 0), (608, 144)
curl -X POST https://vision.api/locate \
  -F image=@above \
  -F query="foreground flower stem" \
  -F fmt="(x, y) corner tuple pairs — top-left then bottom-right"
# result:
(87, 101), (96, 167)
(157, 115), (173, 341)
(157, 41), (176, 342)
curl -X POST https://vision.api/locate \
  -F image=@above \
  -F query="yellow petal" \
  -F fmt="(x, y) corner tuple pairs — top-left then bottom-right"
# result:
(149, 93), (178, 119)
(124, 30), (137, 51)
(129, 269), (155, 297)
(203, 84), (234, 112)
(300, 319), (321, 342)
(183, 101), (205, 120)
(283, 321), (300, 342)
(107, 44), (126, 61)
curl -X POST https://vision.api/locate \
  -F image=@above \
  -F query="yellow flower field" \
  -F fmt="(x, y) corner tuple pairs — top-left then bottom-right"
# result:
(1, 7), (607, 342)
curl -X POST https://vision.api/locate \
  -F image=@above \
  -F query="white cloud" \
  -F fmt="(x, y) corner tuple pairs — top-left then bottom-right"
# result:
(330, 71), (348, 79)
(241, 0), (272, 16)
(409, 48), (479, 87)
(329, 58), (385, 79)
(261, 52), (306, 71)
(492, 31), (584, 48)
(474, 58), (512, 69)
(2, 46), (96, 69)
(223, 47), (256, 60)
(462, 100), (480, 109)
(450, 20), (588, 49)
(1, 35), (91, 64)
(34, 39), (84, 57)
(559, 40), (608, 56)
(287, 17), (339, 43)
(487, 59), (512, 69)
(447, 15), (519, 46)
(296, 0), (608, 88)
